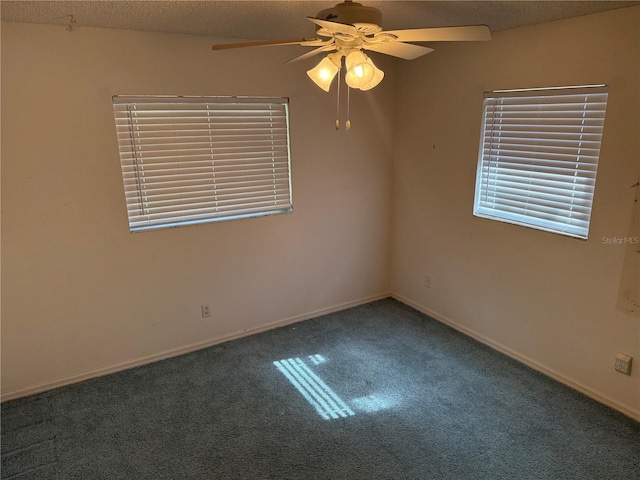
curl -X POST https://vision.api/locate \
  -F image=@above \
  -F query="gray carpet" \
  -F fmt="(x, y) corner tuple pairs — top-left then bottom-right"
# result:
(2, 298), (639, 479)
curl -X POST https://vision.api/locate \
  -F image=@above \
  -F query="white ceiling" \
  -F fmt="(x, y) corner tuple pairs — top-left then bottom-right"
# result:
(1, 1), (638, 40)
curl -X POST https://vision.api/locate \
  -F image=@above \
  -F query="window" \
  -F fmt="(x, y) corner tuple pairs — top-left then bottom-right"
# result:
(473, 85), (609, 239)
(112, 96), (292, 232)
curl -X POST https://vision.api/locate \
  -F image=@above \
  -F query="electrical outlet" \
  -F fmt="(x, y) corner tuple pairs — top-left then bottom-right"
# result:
(614, 353), (632, 375)
(201, 304), (211, 318)
(424, 275), (432, 288)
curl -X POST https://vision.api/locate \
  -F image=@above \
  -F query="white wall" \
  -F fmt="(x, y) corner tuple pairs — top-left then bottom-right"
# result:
(391, 7), (640, 418)
(1, 23), (395, 398)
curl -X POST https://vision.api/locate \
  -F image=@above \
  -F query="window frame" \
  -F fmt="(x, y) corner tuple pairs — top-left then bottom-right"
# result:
(112, 95), (293, 233)
(473, 85), (609, 240)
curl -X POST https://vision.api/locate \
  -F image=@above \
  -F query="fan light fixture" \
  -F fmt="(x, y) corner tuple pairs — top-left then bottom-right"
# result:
(306, 49), (386, 130)
(307, 49), (384, 93)
(306, 53), (341, 92)
(345, 50), (376, 88)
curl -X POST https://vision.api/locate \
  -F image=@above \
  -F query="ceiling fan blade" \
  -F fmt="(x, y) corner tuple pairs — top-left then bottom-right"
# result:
(383, 25), (491, 43)
(365, 42), (434, 60)
(307, 17), (358, 37)
(285, 46), (333, 64)
(212, 38), (322, 51)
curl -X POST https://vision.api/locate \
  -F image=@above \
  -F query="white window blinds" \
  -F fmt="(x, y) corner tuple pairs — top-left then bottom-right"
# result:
(473, 85), (609, 239)
(113, 96), (292, 232)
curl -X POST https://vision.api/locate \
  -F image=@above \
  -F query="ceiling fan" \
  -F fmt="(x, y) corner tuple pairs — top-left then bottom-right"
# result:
(212, 0), (491, 92)
(212, 0), (490, 127)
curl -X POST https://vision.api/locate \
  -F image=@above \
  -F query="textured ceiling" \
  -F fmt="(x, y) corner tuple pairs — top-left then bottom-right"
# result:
(1, 1), (638, 40)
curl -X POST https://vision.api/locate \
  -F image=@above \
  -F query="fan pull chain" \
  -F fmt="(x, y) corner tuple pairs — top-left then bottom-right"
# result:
(335, 67), (341, 130)
(346, 86), (351, 131)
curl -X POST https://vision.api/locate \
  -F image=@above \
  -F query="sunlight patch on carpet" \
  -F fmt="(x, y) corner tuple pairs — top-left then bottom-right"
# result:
(351, 393), (399, 413)
(274, 357), (354, 420)
(307, 354), (326, 365)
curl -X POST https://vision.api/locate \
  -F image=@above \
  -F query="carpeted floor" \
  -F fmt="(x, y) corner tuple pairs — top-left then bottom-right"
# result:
(2, 298), (639, 479)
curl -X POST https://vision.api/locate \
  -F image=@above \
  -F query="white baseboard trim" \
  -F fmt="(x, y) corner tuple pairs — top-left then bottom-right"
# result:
(1, 292), (391, 403)
(392, 293), (640, 423)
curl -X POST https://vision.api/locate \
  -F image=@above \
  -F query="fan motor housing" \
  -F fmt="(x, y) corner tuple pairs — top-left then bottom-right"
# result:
(316, 1), (383, 34)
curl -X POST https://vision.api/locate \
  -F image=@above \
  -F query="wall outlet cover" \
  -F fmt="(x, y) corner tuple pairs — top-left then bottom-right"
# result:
(614, 352), (632, 375)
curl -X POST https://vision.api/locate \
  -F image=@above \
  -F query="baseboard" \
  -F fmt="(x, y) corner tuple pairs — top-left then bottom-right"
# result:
(392, 293), (640, 423)
(1, 292), (391, 403)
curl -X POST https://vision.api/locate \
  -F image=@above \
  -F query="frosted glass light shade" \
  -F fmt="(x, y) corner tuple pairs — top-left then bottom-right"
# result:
(359, 58), (384, 91)
(307, 56), (340, 92)
(345, 50), (375, 89)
